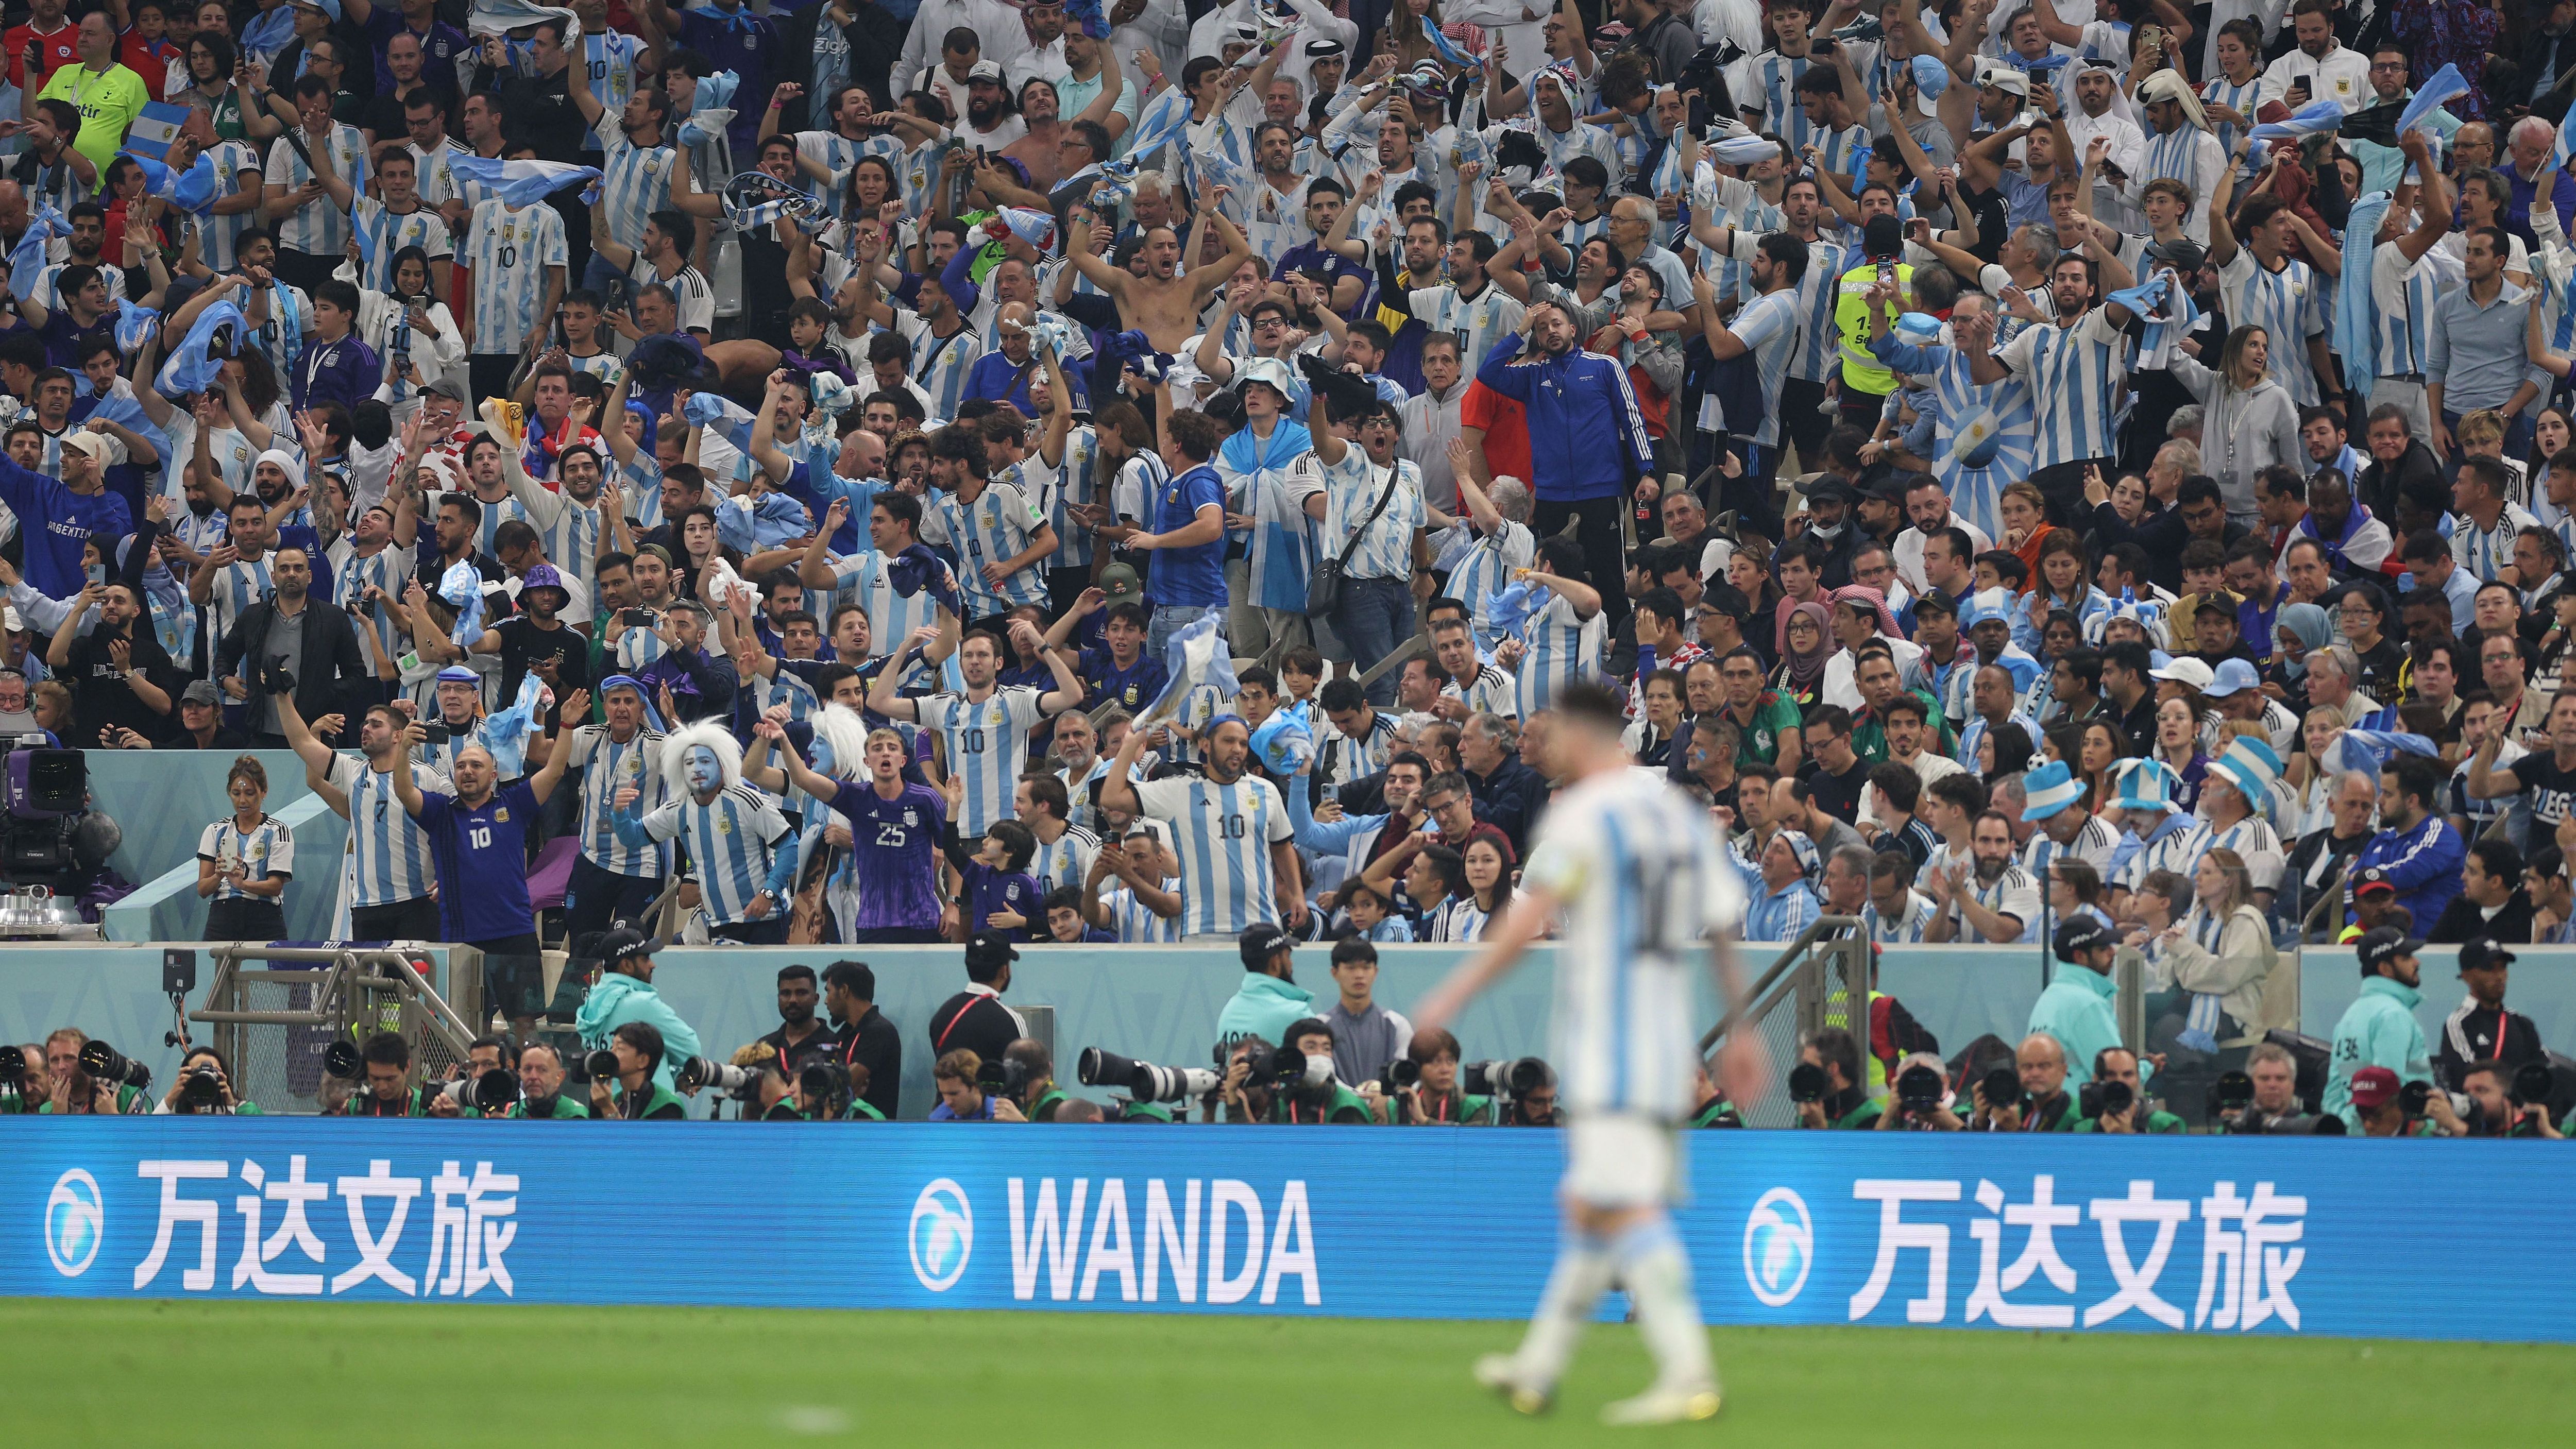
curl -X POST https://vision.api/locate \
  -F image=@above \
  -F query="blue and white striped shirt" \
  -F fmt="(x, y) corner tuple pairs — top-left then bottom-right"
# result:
(568, 724), (670, 877)
(576, 31), (649, 152)
(1130, 773), (1292, 937)
(1314, 449), (1424, 582)
(266, 123), (368, 256)
(1996, 307), (2131, 470)
(1516, 589), (1603, 719)
(591, 109), (676, 252)
(1745, 52), (1817, 155)
(1030, 822), (1100, 896)
(198, 814), (294, 902)
(899, 310), (984, 421)
(1453, 519), (1534, 650)
(2372, 241), (2459, 378)
(350, 198), (452, 293)
(927, 476), (1050, 617)
(191, 140), (263, 276)
(917, 685), (1047, 837)
(1108, 875), (1184, 942)
(460, 200), (568, 356)
(328, 755), (448, 908)
(2218, 246), (2328, 405)
(626, 782), (793, 926)
(827, 548), (944, 674)
(1026, 423), (1101, 572)
(797, 128), (905, 219)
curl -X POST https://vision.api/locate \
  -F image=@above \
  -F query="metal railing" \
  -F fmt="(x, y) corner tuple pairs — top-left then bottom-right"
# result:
(191, 945), (481, 1115)
(1700, 917), (1869, 1128)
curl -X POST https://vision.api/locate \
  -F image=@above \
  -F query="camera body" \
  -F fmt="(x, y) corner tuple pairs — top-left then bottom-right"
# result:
(1979, 1065), (2024, 1118)
(177, 1062), (227, 1111)
(1895, 1063), (1945, 1115)
(799, 1060), (852, 1115)
(1787, 1061), (1827, 1104)
(421, 722), (451, 747)
(1383, 1056), (1421, 1092)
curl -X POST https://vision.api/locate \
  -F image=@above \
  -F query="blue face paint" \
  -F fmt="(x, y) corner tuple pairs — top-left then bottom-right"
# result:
(685, 745), (721, 793)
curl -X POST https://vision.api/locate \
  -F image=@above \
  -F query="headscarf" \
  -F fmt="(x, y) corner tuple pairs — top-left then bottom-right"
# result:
(1780, 601), (1834, 690)
(2137, 69), (2208, 134)
(2274, 602), (2335, 678)
(1830, 584), (1901, 640)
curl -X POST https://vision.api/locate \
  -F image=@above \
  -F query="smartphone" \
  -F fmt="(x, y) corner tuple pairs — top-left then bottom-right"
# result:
(1877, 260), (1896, 285)
(622, 607), (657, 628)
(422, 723), (450, 746)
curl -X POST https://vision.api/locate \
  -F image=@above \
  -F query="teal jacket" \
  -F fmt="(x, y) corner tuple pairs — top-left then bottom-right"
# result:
(1215, 972), (1316, 1052)
(2027, 966), (2129, 1089)
(2325, 976), (2431, 1127)
(575, 972), (703, 1093)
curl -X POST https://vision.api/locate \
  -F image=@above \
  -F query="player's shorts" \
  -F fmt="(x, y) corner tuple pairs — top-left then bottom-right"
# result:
(1564, 1111), (1684, 1209)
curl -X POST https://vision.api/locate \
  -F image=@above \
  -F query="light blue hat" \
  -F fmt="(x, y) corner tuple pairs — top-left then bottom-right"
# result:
(2020, 759), (2088, 821)
(2110, 756), (2182, 815)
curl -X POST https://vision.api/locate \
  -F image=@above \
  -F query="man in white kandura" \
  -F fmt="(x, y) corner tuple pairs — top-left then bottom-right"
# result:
(1414, 679), (1767, 1426)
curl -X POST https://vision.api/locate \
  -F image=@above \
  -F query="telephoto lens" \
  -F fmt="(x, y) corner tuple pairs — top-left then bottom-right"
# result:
(79, 1039), (151, 1090)
(2211, 1070), (2255, 1112)
(799, 1062), (850, 1109)
(584, 1049), (622, 1082)
(323, 1039), (364, 1080)
(0, 1044), (25, 1082)
(1384, 1057), (1421, 1090)
(178, 1064), (225, 1109)
(2513, 1061), (2556, 1106)
(474, 1068), (521, 1113)
(1895, 1064), (1944, 1113)
(2398, 1079), (2433, 1117)
(1787, 1061), (1827, 1103)
(1980, 1065), (2023, 1114)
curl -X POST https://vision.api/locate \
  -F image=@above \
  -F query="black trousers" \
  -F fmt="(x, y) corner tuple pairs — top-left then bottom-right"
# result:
(350, 895), (440, 941)
(203, 896), (284, 942)
(1780, 377), (1836, 473)
(273, 247), (338, 297)
(564, 853), (663, 956)
(1532, 493), (1630, 633)
(2028, 457), (2115, 530)
(469, 931), (545, 1020)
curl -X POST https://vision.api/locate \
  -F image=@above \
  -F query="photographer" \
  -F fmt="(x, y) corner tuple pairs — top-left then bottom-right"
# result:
(154, 1046), (263, 1115)
(338, 1031), (435, 1116)
(1970, 1036), (2079, 1132)
(822, 960), (903, 1120)
(41, 1029), (148, 1115)
(505, 1044), (588, 1118)
(2214, 1042), (2307, 1133)
(2349, 1066), (2465, 1137)
(929, 1048), (1020, 1121)
(998, 1038), (1070, 1121)
(1874, 1051), (1965, 1131)
(589, 1022), (690, 1120)
(426, 1035), (512, 1118)
(572, 927), (702, 1095)
(2459, 1059), (2565, 1139)
(1505, 1065), (1562, 1127)
(1322, 937), (1414, 1088)
(1244, 1020), (1374, 1124)
(2073, 1048), (2186, 1134)
(757, 965), (840, 1079)
(1387, 1027), (1497, 1125)
(1687, 1061), (1743, 1128)
(1791, 1028), (1882, 1129)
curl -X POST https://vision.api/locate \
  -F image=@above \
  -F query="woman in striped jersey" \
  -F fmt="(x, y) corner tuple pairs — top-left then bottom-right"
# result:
(197, 754), (293, 940)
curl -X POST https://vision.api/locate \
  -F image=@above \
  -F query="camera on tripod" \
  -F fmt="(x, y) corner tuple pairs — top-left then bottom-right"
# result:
(1077, 1046), (1221, 1104)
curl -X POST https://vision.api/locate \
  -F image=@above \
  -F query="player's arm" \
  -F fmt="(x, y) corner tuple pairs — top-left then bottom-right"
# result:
(1411, 881), (1562, 1034)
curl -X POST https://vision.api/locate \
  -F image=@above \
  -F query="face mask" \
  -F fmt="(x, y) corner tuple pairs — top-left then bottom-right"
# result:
(1809, 520), (1845, 541)
(685, 745), (721, 793)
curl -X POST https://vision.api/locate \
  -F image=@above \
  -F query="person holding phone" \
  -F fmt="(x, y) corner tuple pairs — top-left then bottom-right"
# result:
(198, 755), (294, 941)
(2257, 0), (2369, 113)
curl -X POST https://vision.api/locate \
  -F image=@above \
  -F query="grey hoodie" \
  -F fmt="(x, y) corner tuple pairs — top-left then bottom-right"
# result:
(2171, 355), (2303, 518)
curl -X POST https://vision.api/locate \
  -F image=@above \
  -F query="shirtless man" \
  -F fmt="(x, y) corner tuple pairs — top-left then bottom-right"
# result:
(1066, 182), (1255, 352)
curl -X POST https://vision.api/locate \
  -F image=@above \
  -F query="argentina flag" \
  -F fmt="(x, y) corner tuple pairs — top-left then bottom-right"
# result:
(448, 155), (603, 209)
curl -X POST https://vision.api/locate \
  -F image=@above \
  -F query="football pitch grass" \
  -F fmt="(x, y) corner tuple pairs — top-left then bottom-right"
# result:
(8, 1298), (2572, 1444)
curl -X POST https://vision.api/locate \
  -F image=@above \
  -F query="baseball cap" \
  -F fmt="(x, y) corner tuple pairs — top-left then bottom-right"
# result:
(2145, 236), (2207, 275)
(967, 59), (1006, 83)
(594, 925), (660, 963)
(1239, 922), (1295, 965)
(1700, 581), (1753, 621)
(180, 679), (224, 707)
(1804, 478), (1859, 507)
(2053, 916), (2114, 960)
(2, 606), (19, 632)
(2352, 866), (2396, 899)
(2355, 925), (2425, 973)
(2148, 657), (2216, 690)
(1099, 561), (1143, 601)
(2201, 657), (2260, 698)
(2348, 1065), (2401, 1110)
(426, 372), (468, 402)
(2459, 937), (2518, 973)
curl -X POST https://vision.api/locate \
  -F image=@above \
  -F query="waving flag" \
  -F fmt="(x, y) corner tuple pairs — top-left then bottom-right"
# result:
(2109, 271), (2199, 355)
(154, 299), (244, 397)
(2248, 98), (2346, 144)
(117, 149), (216, 210)
(2398, 63), (2467, 137)
(8, 205), (66, 300)
(112, 299), (158, 354)
(1419, 16), (1476, 69)
(721, 170), (821, 232)
(1124, 86), (1192, 167)
(680, 389), (758, 451)
(448, 154), (603, 209)
(2337, 191), (2393, 397)
(122, 100), (190, 162)
(1710, 132), (1780, 167)
(1136, 610), (1239, 731)
(437, 559), (488, 650)
(479, 672), (553, 778)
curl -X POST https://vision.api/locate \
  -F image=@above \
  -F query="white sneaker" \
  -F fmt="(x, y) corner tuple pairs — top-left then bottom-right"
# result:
(1473, 1354), (1553, 1416)
(1600, 1383), (1722, 1426)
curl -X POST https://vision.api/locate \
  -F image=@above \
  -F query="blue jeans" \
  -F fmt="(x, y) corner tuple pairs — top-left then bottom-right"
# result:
(1331, 574), (1415, 707)
(1149, 604), (1223, 660)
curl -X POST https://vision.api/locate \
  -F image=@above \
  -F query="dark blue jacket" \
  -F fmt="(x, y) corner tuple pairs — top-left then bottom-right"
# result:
(1472, 333), (1655, 502)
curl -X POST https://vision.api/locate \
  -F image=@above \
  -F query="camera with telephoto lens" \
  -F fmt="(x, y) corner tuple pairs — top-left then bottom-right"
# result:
(2264, 1112), (2345, 1135)
(473, 1068), (520, 1113)
(178, 1062), (227, 1110)
(676, 1055), (759, 1099)
(0, 1044), (24, 1111)
(1263, 1046), (1334, 1095)
(1980, 1065), (2024, 1115)
(323, 1039), (364, 1080)
(1787, 1061), (1827, 1103)
(79, 1039), (151, 1092)
(977, 1054), (1032, 1100)
(2398, 1079), (2434, 1117)
(1078, 1047), (1221, 1104)
(1895, 1063), (1945, 1114)
(799, 1061), (851, 1114)
(583, 1049), (622, 1083)
(1463, 1057), (1547, 1104)
(2211, 1070), (2256, 1114)
(2512, 1061), (2556, 1106)
(1383, 1057), (1421, 1091)
(2079, 1077), (2136, 1120)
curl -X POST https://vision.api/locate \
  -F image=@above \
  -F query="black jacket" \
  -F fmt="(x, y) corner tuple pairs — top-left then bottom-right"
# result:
(2357, 440), (2446, 529)
(1465, 751), (1549, 856)
(925, 987), (1021, 1079)
(2435, 997), (2547, 1090)
(833, 1004), (904, 1120)
(214, 596), (369, 730)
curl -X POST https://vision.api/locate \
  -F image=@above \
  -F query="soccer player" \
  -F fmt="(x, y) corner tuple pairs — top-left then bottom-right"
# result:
(393, 690), (587, 1032)
(869, 619), (1081, 839)
(1099, 711), (1305, 939)
(561, 675), (671, 947)
(612, 722), (800, 944)
(1414, 680), (1766, 1426)
(764, 718), (948, 943)
(276, 691), (447, 941)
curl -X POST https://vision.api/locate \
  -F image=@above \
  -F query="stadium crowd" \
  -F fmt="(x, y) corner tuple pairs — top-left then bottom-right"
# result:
(5, 0), (2576, 1128)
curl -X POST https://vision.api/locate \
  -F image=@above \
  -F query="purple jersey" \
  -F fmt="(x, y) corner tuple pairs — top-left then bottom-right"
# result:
(961, 861), (1043, 941)
(826, 779), (946, 932)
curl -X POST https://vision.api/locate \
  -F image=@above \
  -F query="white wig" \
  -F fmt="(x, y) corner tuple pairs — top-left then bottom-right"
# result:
(659, 720), (744, 799)
(810, 702), (872, 781)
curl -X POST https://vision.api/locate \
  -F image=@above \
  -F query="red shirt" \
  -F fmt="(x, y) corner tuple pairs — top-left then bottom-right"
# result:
(5, 22), (77, 94)
(117, 30), (174, 97)
(1459, 381), (1529, 484)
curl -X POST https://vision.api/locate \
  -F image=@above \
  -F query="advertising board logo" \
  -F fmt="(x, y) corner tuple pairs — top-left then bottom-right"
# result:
(46, 1169), (103, 1278)
(1742, 1187), (1813, 1308)
(910, 1178), (973, 1292)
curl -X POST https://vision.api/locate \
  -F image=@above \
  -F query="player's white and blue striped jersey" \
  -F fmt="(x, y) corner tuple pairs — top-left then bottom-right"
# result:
(1313, 449), (1424, 581)
(576, 30), (649, 153)
(897, 309), (983, 420)
(349, 198), (452, 293)
(327, 754), (449, 908)
(2199, 74), (2262, 159)
(797, 129), (904, 219)
(567, 724), (670, 876)
(460, 199), (568, 355)
(1864, 889), (1938, 943)
(2372, 241), (2460, 379)
(1031, 822), (1100, 896)
(1995, 307), (2131, 470)
(326, 538), (413, 660)
(917, 685), (1046, 836)
(1515, 589), (1605, 719)
(187, 140), (263, 276)
(1130, 772), (1293, 936)
(535, 494), (604, 596)
(2454, 501), (2543, 582)
(198, 814), (294, 901)
(1744, 51), (1817, 155)
(1405, 282), (1527, 378)
(591, 109), (676, 251)
(1453, 518), (1535, 649)
(1022, 423), (1100, 572)
(1785, 234), (1851, 382)
(1716, 287), (1804, 446)
(204, 552), (274, 651)
(1528, 768), (1743, 1120)
(631, 783), (793, 926)
(2217, 245), (2327, 405)
(1443, 663), (1519, 718)
(1108, 875), (1184, 942)
(265, 123), (368, 255)
(927, 476), (1049, 617)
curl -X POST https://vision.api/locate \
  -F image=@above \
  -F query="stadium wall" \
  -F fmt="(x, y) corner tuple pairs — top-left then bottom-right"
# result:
(6, 1118), (2574, 1340)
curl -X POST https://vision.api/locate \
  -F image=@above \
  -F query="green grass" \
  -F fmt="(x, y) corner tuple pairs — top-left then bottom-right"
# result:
(6, 1299), (2572, 1445)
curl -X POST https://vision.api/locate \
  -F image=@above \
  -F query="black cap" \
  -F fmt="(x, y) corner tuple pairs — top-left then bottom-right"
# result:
(1805, 478), (1859, 506)
(2357, 926), (2425, 972)
(595, 926), (659, 964)
(2145, 236), (2207, 276)
(1239, 922), (1294, 966)
(1700, 581), (1753, 620)
(2353, 866), (2396, 897)
(2459, 937), (2518, 973)
(965, 931), (1021, 971)
(1913, 587), (1958, 620)
(1863, 212), (1903, 260)
(2053, 916), (2114, 960)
